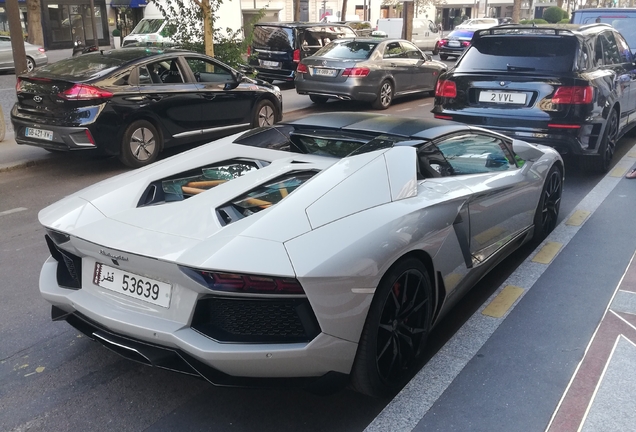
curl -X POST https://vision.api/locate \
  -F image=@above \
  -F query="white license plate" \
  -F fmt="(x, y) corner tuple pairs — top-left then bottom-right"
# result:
(93, 263), (172, 308)
(26, 127), (53, 141)
(448, 40), (461, 47)
(260, 60), (280, 68)
(479, 91), (527, 105)
(312, 68), (337, 77)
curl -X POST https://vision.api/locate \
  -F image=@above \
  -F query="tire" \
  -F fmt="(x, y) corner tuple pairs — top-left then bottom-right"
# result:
(372, 80), (394, 110)
(26, 56), (35, 72)
(309, 95), (329, 104)
(350, 257), (433, 398)
(432, 48), (439, 56)
(439, 54), (448, 61)
(532, 165), (563, 242)
(579, 108), (618, 173)
(252, 99), (276, 127)
(119, 120), (161, 168)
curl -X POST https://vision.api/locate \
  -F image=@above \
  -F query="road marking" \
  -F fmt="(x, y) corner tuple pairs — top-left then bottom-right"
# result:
(419, 103), (432, 107)
(396, 108), (411, 112)
(566, 210), (591, 226)
(0, 207), (27, 216)
(532, 242), (563, 264)
(609, 163), (629, 177)
(482, 285), (524, 318)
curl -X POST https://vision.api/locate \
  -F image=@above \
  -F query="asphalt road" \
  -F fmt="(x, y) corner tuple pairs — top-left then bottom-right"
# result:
(1, 57), (633, 432)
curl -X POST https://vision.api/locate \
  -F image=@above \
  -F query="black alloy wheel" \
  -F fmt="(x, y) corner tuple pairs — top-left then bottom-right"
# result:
(351, 258), (432, 397)
(532, 165), (562, 242)
(119, 120), (161, 168)
(372, 80), (394, 110)
(580, 109), (618, 173)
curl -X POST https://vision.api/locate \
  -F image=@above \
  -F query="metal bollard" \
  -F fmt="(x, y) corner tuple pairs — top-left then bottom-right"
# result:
(0, 104), (5, 142)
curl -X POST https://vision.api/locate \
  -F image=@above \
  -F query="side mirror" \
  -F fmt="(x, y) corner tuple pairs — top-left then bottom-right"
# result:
(512, 139), (545, 162)
(224, 81), (240, 91)
(425, 54), (433, 61)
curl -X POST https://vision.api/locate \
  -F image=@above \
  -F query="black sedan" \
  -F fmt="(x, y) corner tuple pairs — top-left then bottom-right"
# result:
(436, 29), (474, 60)
(11, 48), (283, 168)
(295, 38), (447, 109)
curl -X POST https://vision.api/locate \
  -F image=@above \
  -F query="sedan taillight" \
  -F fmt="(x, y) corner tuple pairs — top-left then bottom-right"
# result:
(58, 84), (113, 100)
(461, 41), (470, 47)
(38, 47), (46, 53)
(552, 86), (594, 104)
(435, 79), (457, 98)
(342, 67), (370, 78)
(438, 39), (448, 47)
(297, 63), (309, 74)
(181, 267), (306, 295)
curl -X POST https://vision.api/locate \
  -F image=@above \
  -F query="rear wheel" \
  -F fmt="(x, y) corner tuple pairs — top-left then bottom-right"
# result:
(26, 57), (35, 72)
(119, 120), (160, 168)
(532, 165), (563, 242)
(439, 54), (448, 61)
(579, 109), (618, 173)
(372, 80), (394, 110)
(252, 100), (276, 127)
(309, 95), (329, 104)
(350, 258), (433, 397)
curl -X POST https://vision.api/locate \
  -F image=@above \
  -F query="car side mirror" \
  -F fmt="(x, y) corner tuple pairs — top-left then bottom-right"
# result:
(425, 54), (433, 61)
(512, 139), (545, 162)
(224, 81), (240, 91)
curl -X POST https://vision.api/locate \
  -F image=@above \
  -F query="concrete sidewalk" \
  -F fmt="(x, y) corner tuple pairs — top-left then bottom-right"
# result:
(0, 132), (60, 172)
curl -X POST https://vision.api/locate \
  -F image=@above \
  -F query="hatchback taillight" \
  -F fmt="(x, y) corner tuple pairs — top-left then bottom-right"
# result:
(552, 86), (593, 104)
(342, 67), (370, 78)
(293, 49), (301, 62)
(435, 79), (457, 98)
(297, 63), (309, 74)
(58, 84), (113, 100)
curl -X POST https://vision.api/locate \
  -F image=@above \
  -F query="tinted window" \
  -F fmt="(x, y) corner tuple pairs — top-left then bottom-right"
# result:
(314, 40), (378, 59)
(601, 32), (622, 65)
(186, 57), (234, 82)
(303, 26), (356, 48)
(434, 134), (514, 175)
(384, 42), (406, 58)
(35, 53), (129, 80)
(577, 13), (636, 50)
(252, 26), (294, 50)
(131, 19), (164, 35)
(457, 36), (576, 72)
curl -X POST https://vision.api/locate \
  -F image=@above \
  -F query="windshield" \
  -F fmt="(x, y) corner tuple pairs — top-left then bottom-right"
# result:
(314, 40), (378, 59)
(130, 19), (165, 35)
(457, 36), (576, 72)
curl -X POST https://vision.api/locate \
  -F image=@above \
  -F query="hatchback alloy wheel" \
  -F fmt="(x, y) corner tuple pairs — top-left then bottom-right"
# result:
(254, 100), (276, 127)
(120, 120), (161, 168)
(130, 128), (156, 162)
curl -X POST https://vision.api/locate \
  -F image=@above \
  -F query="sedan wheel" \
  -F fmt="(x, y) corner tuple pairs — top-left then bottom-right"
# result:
(253, 100), (276, 127)
(372, 80), (394, 110)
(351, 258), (432, 397)
(532, 165), (562, 242)
(26, 56), (35, 72)
(119, 120), (160, 168)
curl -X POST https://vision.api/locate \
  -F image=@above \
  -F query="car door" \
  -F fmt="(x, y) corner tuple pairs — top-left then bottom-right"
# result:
(433, 132), (537, 265)
(135, 56), (202, 146)
(184, 56), (254, 140)
(382, 41), (413, 93)
(400, 41), (436, 90)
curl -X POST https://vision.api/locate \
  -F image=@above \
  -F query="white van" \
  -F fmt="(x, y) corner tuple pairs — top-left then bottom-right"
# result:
(376, 18), (441, 53)
(122, 18), (175, 47)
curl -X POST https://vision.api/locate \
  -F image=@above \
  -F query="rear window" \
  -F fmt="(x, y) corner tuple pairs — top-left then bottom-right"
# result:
(252, 26), (294, 50)
(457, 36), (576, 72)
(447, 29), (475, 39)
(314, 40), (378, 59)
(34, 53), (134, 80)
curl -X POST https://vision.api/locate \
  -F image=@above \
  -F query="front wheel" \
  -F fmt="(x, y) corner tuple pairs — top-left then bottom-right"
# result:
(532, 165), (563, 242)
(26, 56), (35, 72)
(119, 120), (161, 168)
(372, 80), (394, 110)
(350, 258), (433, 397)
(252, 100), (276, 127)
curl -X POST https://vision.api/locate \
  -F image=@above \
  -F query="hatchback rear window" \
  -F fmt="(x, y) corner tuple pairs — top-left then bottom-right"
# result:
(457, 36), (576, 72)
(314, 40), (378, 59)
(34, 54), (131, 81)
(252, 26), (294, 50)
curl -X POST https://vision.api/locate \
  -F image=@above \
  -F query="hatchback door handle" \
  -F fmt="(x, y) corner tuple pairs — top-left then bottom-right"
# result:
(201, 94), (216, 100)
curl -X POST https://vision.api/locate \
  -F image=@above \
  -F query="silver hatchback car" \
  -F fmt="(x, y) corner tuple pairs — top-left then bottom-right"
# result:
(0, 35), (48, 72)
(295, 37), (447, 109)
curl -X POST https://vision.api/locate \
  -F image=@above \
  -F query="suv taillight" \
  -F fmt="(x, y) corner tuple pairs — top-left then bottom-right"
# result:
(58, 84), (113, 100)
(552, 86), (593, 104)
(297, 63), (309, 74)
(435, 80), (457, 98)
(293, 49), (300, 62)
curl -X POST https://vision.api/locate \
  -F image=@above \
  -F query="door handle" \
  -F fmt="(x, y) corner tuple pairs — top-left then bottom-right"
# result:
(201, 94), (216, 100)
(146, 94), (163, 101)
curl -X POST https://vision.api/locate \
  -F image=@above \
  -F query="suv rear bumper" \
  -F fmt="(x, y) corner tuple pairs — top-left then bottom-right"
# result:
(252, 67), (296, 82)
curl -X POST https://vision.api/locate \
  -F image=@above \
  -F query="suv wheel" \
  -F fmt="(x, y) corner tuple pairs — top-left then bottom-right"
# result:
(579, 109), (618, 173)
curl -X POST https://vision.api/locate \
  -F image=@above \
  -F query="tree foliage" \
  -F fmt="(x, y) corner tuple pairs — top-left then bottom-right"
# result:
(543, 6), (567, 24)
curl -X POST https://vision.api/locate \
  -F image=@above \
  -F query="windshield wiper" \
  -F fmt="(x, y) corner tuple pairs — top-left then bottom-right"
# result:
(507, 64), (535, 72)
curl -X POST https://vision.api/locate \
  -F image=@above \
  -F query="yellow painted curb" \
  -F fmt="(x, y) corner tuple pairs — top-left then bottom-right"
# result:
(532, 242), (562, 264)
(610, 165), (629, 178)
(482, 285), (524, 318)
(566, 210), (590, 226)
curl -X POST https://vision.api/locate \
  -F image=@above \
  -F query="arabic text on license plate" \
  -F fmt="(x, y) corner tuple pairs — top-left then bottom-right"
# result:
(313, 68), (337, 77)
(261, 60), (280, 68)
(93, 263), (172, 308)
(25, 127), (53, 141)
(479, 91), (527, 105)
(449, 40), (461, 47)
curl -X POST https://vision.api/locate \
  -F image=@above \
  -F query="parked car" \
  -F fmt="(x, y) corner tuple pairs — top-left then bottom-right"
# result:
(11, 48), (282, 168)
(436, 28), (475, 60)
(248, 22), (357, 82)
(0, 35), (48, 72)
(432, 24), (636, 172)
(570, 8), (636, 53)
(455, 18), (499, 30)
(342, 20), (374, 37)
(376, 18), (441, 54)
(121, 18), (175, 47)
(295, 38), (446, 109)
(37, 112), (563, 397)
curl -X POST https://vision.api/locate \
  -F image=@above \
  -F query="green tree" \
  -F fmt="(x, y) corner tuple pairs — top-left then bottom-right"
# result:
(543, 6), (566, 24)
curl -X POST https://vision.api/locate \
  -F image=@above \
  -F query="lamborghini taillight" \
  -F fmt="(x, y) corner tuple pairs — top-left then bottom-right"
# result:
(181, 267), (305, 295)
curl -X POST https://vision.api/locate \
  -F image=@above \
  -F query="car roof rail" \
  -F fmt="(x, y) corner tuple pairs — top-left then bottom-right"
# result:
(473, 25), (580, 38)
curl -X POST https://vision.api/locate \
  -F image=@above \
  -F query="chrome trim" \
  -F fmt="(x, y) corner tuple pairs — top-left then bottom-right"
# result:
(471, 226), (532, 267)
(172, 130), (202, 139)
(254, 48), (288, 55)
(173, 124), (250, 139)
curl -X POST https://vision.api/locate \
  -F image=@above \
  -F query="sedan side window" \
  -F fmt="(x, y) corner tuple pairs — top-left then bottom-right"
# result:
(384, 42), (406, 59)
(139, 59), (184, 84)
(434, 134), (514, 175)
(401, 42), (423, 59)
(186, 57), (234, 83)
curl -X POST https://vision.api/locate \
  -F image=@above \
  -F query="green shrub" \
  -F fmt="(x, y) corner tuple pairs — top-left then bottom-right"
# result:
(112, 28), (121, 37)
(559, 18), (570, 23)
(521, 19), (549, 24)
(561, 10), (569, 21)
(543, 6), (566, 23)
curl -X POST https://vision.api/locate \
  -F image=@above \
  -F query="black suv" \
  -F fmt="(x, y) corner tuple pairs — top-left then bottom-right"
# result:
(248, 22), (357, 83)
(432, 24), (636, 172)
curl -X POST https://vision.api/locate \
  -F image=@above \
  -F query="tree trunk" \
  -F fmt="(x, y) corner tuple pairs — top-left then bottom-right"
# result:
(202, 0), (214, 57)
(512, 0), (521, 23)
(341, 0), (348, 21)
(294, 0), (300, 21)
(27, 0), (44, 45)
